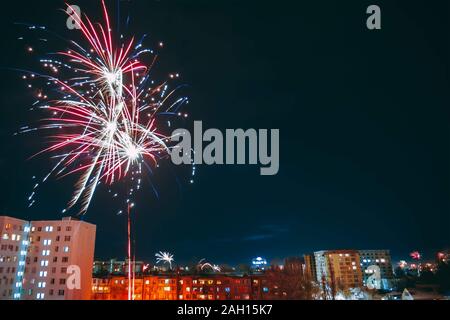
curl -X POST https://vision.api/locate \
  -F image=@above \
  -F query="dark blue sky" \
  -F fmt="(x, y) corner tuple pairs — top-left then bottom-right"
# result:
(0, 0), (449, 265)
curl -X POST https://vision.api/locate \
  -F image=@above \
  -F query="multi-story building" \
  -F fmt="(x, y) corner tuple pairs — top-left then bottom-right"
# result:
(93, 259), (145, 275)
(92, 274), (264, 300)
(358, 250), (394, 290)
(0, 216), (31, 300)
(303, 254), (316, 282)
(314, 250), (363, 293)
(0, 216), (96, 300)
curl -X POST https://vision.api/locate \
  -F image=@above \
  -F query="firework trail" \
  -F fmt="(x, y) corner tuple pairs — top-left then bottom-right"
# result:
(155, 251), (174, 269)
(198, 259), (222, 272)
(18, 1), (191, 214)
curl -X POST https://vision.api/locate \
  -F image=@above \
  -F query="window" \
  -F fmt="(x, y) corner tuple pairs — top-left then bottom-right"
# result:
(62, 257), (69, 263)
(42, 250), (50, 256)
(66, 226), (72, 232)
(43, 239), (52, 246)
(63, 246), (69, 253)
(56, 236), (60, 242)
(59, 279), (66, 285)
(36, 293), (45, 300)
(2, 234), (8, 240)
(57, 227), (61, 232)
(53, 257), (58, 263)
(37, 227), (42, 232)
(61, 267), (67, 273)
(58, 289), (65, 296)
(40, 260), (49, 267)
(45, 226), (53, 232)
(64, 236), (71, 242)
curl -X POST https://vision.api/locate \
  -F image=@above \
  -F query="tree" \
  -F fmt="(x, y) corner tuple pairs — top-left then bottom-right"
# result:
(264, 268), (319, 300)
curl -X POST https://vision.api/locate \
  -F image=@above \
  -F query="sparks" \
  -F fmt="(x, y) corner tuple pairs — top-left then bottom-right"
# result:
(19, 1), (190, 214)
(155, 251), (174, 269)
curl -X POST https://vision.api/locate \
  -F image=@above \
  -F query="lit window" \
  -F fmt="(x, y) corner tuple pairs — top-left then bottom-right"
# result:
(2, 234), (9, 240)
(164, 287), (171, 292)
(63, 246), (69, 253)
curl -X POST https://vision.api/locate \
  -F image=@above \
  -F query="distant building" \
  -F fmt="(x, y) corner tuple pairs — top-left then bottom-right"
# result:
(284, 257), (304, 275)
(303, 254), (316, 281)
(93, 259), (145, 275)
(251, 257), (268, 271)
(358, 250), (394, 290)
(314, 250), (363, 293)
(0, 216), (96, 300)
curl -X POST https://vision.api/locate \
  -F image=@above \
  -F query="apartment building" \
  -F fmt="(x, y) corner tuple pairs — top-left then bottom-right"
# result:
(0, 215), (96, 300)
(358, 249), (394, 290)
(314, 250), (363, 292)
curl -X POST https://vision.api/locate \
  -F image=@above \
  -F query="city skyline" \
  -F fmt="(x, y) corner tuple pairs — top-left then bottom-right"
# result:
(0, 0), (448, 269)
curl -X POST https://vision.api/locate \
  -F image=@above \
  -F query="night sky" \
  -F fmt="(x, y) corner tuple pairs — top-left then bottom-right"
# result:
(0, 0), (448, 265)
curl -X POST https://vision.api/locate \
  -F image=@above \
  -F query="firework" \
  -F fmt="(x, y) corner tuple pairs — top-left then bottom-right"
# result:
(155, 251), (174, 269)
(19, 0), (190, 214)
(198, 259), (221, 272)
(410, 251), (421, 260)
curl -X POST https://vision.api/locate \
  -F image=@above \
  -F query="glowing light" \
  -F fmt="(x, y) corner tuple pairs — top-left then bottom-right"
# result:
(155, 251), (174, 269)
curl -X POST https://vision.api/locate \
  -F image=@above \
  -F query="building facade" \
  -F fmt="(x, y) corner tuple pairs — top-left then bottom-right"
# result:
(0, 216), (31, 299)
(0, 216), (96, 300)
(314, 250), (363, 293)
(358, 249), (394, 290)
(92, 274), (272, 300)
